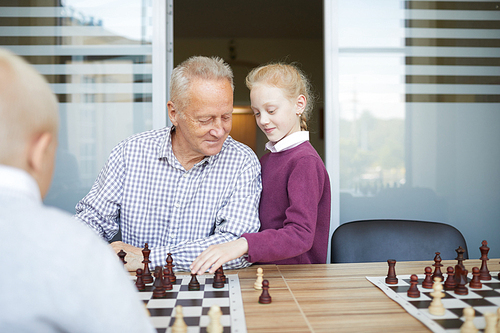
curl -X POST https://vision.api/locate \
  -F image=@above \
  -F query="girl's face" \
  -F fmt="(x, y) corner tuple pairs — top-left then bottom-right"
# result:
(250, 83), (304, 143)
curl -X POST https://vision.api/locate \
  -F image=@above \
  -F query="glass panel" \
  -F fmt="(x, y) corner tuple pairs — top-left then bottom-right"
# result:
(0, 0), (156, 213)
(337, 0), (500, 258)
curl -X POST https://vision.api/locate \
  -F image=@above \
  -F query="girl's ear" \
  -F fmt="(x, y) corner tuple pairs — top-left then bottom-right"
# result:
(296, 94), (307, 115)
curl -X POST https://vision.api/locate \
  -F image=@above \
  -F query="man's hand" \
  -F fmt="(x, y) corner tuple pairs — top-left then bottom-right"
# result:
(110, 241), (143, 272)
(190, 238), (249, 275)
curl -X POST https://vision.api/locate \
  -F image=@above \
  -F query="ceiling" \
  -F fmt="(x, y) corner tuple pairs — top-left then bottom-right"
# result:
(174, 0), (323, 39)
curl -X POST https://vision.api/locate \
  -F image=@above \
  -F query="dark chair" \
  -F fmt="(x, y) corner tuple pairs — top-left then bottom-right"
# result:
(330, 219), (468, 263)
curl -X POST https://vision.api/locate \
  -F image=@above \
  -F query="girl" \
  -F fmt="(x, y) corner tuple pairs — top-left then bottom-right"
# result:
(190, 63), (331, 273)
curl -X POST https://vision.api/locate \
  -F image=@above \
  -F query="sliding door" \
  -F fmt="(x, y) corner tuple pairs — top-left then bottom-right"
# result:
(0, 0), (172, 213)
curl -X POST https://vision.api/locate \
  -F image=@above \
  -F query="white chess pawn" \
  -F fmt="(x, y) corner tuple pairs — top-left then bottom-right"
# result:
(171, 305), (187, 333)
(254, 267), (264, 290)
(460, 307), (478, 333)
(206, 304), (223, 333)
(428, 278), (445, 316)
(483, 312), (497, 333)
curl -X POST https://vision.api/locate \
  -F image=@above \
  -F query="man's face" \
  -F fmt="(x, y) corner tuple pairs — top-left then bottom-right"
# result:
(169, 79), (233, 163)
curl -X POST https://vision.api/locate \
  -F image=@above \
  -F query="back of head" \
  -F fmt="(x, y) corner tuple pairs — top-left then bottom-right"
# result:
(0, 48), (58, 166)
(169, 56), (234, 112)
(246, 62), (314, 130)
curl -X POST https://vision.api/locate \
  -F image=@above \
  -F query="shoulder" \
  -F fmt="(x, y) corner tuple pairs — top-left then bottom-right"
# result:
(112, 127), (168, 153)
(220, 136), (260, 167)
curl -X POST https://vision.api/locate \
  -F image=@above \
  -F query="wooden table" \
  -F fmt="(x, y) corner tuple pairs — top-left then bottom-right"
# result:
(233, 259), (500, 333)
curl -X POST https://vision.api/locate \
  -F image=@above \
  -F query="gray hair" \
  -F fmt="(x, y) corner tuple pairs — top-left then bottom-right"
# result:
(169, 56), (234, 112)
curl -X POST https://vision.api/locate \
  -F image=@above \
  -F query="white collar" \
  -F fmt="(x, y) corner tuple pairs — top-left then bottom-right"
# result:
(265, 131), (309, 153)
(0, 165), (41, 203)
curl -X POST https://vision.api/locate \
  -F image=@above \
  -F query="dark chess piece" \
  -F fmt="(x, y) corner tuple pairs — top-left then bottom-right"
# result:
(454, 268), (469, 295)
(444, 266), (456, 291)
(220, 265), (226, 284)
(188, 274), (201, 291)
(422, 266), (434, 289)
(165, 253), (176, 283)
(258, 280), (272, 304)
(407, 274), (420, 298)
(135, 268), (145, 291)
(454, 246), (466, 286)
(431, 252), (444, 281)
(162, 267), (173, 291)
(117, 249), (127, 265)
(385, 259), (398, 284)
(142, 243), (153, 284)
(469, 267), (482, 289)
(152, 266), (166, 298)
(213, 267), (225, 289)
(479, 240), (491, 281)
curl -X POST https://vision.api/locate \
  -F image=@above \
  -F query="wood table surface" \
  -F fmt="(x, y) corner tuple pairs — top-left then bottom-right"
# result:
(231, 259), (500, 333)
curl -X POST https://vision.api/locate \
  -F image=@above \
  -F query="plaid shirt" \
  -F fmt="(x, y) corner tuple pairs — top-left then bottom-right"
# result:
(75, 127), (261, 271)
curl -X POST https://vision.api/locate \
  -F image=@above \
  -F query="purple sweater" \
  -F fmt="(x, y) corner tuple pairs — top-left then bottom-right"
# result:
(242, 141), (331, 264)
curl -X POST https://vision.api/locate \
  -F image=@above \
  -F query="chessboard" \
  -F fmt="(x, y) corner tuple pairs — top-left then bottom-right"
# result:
(367, 273), (500, 333)
(134, 273), (247, 333)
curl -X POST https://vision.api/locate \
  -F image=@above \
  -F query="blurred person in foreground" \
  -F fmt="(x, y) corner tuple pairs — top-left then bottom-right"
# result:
(0, 48), (155, 333)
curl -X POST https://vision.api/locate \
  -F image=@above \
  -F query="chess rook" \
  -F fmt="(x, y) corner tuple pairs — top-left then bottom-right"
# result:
(385, 259), (398, 284)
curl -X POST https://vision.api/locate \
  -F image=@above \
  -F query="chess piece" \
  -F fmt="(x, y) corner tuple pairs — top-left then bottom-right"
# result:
(142, 243), (153, 284)
(188, 273), (200, 291)
(206, 304), (223, 333)
(497, 307), (500, 331)
(171, 305), (187, 333)
(483, 312), (497, 333)
(385, 259), (398, 284)
(422, 266), (434, 289)
(428, 278), (445, 316)
(254, 267), (264, 290)
(162, 267), (173, 291)
(135, 268), (145, 291)
(165, 253), (176, 283)
(152, 266), (166, 298)
(479, 240), (491, 280)
(460, 307), (478, 333)
(259, 280), (272, 304)
(469, 267), (482, 289)
(454, 246), (466, 286)
(213, 267), (225, 289)
(117, 249), (127, 264)
(407, 274), (420, 298)
(444, 266), (456, 291)
(454, 268), (469, 295)
(220, 265), (226, 284)
(496, 307), (500, 331)
(431, 252), (443, 281)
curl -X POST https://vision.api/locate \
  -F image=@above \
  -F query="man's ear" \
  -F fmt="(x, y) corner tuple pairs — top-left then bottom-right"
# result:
(167, 101), (179, 127)
(27, 132), (53, 174)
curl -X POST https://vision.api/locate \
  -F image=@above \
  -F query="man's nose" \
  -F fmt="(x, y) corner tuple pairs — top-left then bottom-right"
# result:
(209, 118), (224, 137)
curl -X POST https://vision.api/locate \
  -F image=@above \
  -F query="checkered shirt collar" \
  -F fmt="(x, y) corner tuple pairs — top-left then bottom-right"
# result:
(158, 126), (228, 168)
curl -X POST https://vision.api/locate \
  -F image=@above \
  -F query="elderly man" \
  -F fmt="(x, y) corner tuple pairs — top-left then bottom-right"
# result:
(75, 56), (261, 271)
(0, 48), (155, 332)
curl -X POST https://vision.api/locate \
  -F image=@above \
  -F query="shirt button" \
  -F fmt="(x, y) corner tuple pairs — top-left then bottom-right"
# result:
(174, 202), (180, 208)
(183, 173), (188, 178)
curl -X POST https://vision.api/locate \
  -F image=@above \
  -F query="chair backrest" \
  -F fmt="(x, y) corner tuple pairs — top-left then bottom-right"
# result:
(330, 219), (468, 263)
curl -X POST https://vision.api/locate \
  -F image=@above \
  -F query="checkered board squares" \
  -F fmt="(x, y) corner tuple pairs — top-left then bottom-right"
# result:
(134, 274), (247, 333)
(367, 273), (500, 333)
